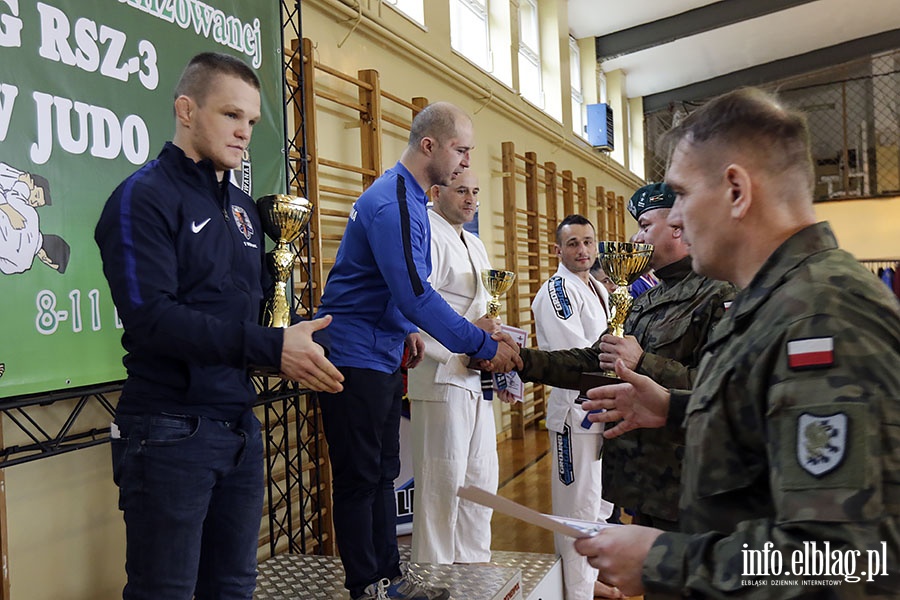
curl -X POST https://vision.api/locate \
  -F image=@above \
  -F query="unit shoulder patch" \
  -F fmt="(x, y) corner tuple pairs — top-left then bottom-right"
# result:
(796, 412), (847, 477)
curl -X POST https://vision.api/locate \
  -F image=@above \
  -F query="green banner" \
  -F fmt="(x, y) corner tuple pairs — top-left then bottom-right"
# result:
(0, 0), (285, 398)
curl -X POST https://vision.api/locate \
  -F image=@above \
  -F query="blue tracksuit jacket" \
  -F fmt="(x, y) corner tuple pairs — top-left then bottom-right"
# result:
(316, 162), (497, 372)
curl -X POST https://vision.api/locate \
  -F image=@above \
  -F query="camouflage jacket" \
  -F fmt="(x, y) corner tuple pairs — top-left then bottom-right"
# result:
(603, 257), (735, 523)
(518, 257), (735, 523)
(643, 223), (900, 598)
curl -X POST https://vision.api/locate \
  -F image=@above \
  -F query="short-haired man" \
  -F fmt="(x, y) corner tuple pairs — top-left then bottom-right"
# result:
(407, 169), (503, 565)
(315, 102), (518, 600)
(577, 87), (900, 598)
(518, 192), (734, 597)
(512, 185), (734, 538)
(95, 52), (344, 600)
(530, 214), (614, 600)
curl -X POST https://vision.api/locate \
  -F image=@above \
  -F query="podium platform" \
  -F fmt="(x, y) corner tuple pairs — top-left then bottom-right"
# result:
(254, 548), (562, 600)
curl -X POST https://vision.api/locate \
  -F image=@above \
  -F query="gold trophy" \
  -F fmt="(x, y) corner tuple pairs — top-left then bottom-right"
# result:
(579, 241), (654, 396)
(481, 269), (517, 318)
(257, 194), (314, 328)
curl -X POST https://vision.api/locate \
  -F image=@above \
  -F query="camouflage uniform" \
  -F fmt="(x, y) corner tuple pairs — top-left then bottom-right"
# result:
(519, 256), (735, 529)
(643, 223), (900, 598)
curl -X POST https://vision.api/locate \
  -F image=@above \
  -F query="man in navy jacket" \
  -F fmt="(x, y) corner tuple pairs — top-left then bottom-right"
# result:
(95, 52), (343, 600)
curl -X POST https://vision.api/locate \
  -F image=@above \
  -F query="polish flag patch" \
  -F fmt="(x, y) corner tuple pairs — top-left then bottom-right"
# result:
(787, 337), (834, 369)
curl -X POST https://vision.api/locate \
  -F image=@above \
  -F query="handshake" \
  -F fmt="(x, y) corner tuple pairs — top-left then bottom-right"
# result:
(467, 314), (524, 373)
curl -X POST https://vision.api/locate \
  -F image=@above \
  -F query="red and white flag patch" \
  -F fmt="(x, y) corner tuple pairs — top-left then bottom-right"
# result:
(787, 337), (834, 369)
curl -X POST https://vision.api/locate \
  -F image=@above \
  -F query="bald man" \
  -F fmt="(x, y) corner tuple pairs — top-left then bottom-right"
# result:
(316, 102), (518, 600)
(408, 169), (503, 566)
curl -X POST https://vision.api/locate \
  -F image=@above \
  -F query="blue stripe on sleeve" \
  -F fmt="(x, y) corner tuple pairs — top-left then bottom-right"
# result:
(120, 172), (143, 308)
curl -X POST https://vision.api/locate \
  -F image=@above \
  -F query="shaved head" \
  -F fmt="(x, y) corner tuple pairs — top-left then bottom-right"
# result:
(409, 102), (471, 148)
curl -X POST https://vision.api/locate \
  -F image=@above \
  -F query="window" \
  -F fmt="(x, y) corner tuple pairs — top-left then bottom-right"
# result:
(517, 0), (542, 107)
(597, 69), (608, 104)
(450, 0), (491, 71)
(384, 0), (424, 26)
(570, 36), (584, 138)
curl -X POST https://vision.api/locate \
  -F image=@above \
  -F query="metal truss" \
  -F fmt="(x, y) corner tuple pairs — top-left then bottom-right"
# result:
(262, 0), (328, 557)
(281, 0), (314, 321)
(254, 376), (326, 556)
(0, 382), (120, 468)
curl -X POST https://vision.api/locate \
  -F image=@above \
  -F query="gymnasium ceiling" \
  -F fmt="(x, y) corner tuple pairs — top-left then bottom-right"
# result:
(567, 0), (900, 111)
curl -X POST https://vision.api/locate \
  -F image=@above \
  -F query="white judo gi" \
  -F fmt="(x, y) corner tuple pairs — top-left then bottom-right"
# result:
(407, 209), (498, 564)
(532, 264), (614, 599)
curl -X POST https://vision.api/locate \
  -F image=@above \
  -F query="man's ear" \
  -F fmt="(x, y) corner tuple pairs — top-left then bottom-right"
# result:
(553, 243), (562, 258)
(174, 95), (193, 126)
(419, 136), (435, 157)
(725, 163), (752, 220)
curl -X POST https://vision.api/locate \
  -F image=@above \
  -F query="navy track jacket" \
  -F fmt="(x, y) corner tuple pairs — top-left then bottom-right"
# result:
(95, 143), (283, 420)
(316, 162), (497, 373)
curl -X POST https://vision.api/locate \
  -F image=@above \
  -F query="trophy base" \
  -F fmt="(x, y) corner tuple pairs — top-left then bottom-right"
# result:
(576, 371), (621, 404)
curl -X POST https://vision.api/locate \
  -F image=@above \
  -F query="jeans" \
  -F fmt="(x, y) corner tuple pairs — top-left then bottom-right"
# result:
(319, 367), (403, 599)
(111, 409), (264, 600)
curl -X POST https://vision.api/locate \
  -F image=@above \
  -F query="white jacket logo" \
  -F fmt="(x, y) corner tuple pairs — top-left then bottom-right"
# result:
(191, 218), (211, 233)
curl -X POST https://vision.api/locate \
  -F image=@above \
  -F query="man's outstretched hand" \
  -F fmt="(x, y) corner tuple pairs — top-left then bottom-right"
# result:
(281, 316), (344, 393)
(580, 359), (669, 438)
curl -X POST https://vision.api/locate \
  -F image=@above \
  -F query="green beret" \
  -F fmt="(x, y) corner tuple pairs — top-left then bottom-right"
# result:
(627, 182), (675, 220)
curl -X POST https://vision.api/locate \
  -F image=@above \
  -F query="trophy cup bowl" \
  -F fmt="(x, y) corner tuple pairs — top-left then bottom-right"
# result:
(481, 269), (516, 319)
(579, 241), (654, 399)
(597, 241), (654, 338)
(257, 194), (314, 328)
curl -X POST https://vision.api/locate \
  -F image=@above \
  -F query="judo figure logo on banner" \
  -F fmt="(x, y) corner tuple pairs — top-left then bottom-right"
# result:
(231, 205), (254, 240)
(0, 162), (70, 275)
(797, 413), (847, 477)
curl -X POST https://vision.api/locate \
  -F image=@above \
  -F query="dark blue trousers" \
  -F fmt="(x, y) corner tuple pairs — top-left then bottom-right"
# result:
(111, 409), (264, 600)
(319, 367), (403, 599)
